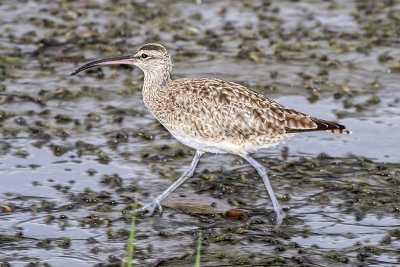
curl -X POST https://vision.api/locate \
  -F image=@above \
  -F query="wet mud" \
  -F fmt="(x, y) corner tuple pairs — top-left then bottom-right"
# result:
(1, 0), (400, 266)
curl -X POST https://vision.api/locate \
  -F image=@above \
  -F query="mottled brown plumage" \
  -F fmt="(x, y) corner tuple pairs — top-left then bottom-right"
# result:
(149, 77), (350, 155)
(72, 43), (351, 226)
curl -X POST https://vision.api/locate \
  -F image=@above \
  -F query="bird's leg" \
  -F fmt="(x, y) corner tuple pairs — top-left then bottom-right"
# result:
(137, 150), (204, 216)
(242, 154), (285, 226)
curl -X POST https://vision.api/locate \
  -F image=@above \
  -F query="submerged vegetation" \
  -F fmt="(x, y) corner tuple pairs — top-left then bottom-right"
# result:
(0, 0), (399, 266)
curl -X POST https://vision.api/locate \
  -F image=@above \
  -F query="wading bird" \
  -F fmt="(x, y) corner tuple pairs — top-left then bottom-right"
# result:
(72, 43), (350, 225)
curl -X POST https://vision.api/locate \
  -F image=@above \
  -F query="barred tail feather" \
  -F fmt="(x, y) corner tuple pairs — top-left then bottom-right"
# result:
(285, 116), (351, 135)
(325, 128), (352, 134)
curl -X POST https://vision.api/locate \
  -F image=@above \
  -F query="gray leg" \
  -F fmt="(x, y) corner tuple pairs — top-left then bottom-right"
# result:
(242, 154), (285, 226)
(137, 150), (204, 215)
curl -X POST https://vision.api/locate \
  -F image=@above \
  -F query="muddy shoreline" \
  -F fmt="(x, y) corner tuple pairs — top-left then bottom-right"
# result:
(1, 0), (400, 266)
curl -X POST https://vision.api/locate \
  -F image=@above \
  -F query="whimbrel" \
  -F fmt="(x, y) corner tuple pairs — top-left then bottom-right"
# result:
(72, 43), (351, 225)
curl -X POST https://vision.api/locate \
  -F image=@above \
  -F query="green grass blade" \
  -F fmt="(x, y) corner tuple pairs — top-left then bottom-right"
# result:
(123, 202), (137, 267)
(195, 230), (202, 267)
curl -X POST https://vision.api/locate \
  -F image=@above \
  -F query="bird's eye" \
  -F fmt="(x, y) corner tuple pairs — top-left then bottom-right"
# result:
(141, 53), (148, 59)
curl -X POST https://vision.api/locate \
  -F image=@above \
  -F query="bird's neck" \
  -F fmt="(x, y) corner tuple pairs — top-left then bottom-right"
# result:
(143, 69), (171, 89)
(142, 69), (171, 112)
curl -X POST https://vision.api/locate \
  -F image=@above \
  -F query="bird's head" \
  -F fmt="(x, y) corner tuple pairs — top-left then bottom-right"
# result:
(71, 43), (172, 76)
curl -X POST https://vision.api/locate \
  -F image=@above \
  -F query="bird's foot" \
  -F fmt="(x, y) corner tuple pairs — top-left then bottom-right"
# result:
(136, 199), (163, 216)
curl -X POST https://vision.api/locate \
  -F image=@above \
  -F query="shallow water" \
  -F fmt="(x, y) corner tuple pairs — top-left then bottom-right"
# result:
(1, 0), (400, 266)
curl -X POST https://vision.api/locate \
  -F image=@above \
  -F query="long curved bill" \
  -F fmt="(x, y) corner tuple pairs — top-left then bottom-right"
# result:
(71, 55), (134, 76)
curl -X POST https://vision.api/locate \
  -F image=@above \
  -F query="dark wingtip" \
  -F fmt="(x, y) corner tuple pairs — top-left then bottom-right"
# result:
(311, 117), (351, 135)
(285, 115), (351, 135)
(70, 71), (78, 76)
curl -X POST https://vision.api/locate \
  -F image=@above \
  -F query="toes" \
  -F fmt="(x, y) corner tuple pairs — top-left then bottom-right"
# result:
(275, 210), (285, 227)
(156, 201), (163, 215)
(136, 202), (159, 217)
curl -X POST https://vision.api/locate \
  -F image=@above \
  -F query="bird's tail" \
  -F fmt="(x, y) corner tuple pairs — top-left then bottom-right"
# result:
(285, 115), (351, 134)
(311, 117), (352, 134)
(324, 128), (352, 134)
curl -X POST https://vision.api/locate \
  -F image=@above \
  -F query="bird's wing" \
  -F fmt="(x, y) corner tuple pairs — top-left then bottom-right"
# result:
(167, 78), (349, 140)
